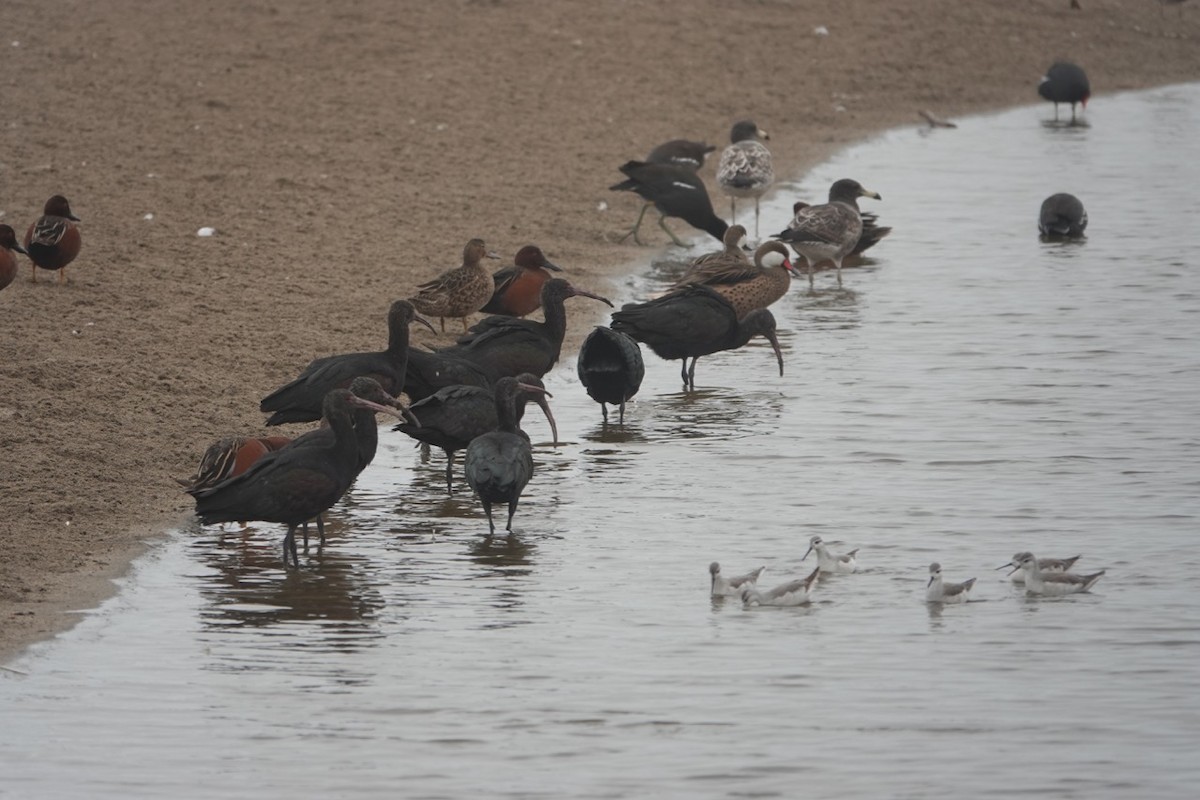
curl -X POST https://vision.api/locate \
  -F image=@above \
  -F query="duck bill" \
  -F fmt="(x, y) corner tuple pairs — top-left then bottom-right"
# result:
(764, 331), (784, 376)
(862, 188), (882, 201)
(783, 259), (800, 277)
(13, 243), (29, 256)
(542, 259), (564, 273)
(758, 127), (771, 141)
(485, 250), (502, 259)
(573, 287), (616, 308)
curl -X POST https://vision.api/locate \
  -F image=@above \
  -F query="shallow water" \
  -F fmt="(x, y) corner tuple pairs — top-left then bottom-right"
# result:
(4, 86), (1200, 799)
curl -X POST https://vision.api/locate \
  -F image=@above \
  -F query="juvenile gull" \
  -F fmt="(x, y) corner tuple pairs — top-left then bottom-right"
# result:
(716, 120), (774, 238)
(774, 178), (881, 289)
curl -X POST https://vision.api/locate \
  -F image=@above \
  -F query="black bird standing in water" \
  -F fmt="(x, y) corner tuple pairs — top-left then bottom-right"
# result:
(464, 377), (552, 535)
(394, 373), (558, 494)
(194, 387), (408, 566)
(1038, 61), (1090, 123)
(611, 285), (784, 391)
(577, 326), (645, 424)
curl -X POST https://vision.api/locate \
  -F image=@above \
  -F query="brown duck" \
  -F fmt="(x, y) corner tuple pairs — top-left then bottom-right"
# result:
(409, 238), (500, 332)
(681, 224), (749, 275)
(668, 239), (796, 318)
(24, 195), (82, 285)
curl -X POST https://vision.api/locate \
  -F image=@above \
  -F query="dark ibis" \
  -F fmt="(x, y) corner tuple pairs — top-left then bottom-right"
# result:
(577, 326), (644, 424)
(479, 244), (564, 318)
(393, 372), (557, 494)
(259, 299), (434, 425)
(464, 376), (551, 535)
(441, 278), (613, 380)
(24, 195), (81, 285)
(716, 120), (774, 238)
(408, 238), (500, 332)
(193, 387), (408, 566)
(1038, 62), (1090, 123)
(1038, 193), (1088, 239)
(774, 178), (881, 289)
(610, 284), (784, 391)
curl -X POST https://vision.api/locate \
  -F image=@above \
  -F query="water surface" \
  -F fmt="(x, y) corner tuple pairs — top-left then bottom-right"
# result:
(3, 86), (1200, 799)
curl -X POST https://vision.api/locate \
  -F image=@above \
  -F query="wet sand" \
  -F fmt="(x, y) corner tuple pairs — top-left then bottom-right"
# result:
(2, 0), (1197, 661)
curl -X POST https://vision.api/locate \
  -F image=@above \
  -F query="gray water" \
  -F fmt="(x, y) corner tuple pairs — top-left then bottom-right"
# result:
(3, 86), (1200, 799)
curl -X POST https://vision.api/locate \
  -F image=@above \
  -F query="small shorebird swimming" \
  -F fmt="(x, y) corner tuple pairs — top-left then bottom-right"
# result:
(1008, 553), (1105, 596)
(709, 562), (766, 597)
(926, 563), (976, 604)
(741, 567), (820, 607)
(998, 552), (1082, 584)
(800, 535), (859, 574)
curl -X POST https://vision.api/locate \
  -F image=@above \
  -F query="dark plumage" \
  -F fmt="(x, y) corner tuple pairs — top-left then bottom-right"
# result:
(259, 300), (435, 425)
(610, 160), (729, 247)
(464, 377), (551, 535)
(193, 388), (407, 566)
(646, 139), (716, 171)
(439, 278), (613, 380)
(1038, 193), (1088, 238)
(1038, 61), (1090, 123)
(577, 326), (645, 424)
(393, 373), (557, 494)
(610, 284), (784, 391)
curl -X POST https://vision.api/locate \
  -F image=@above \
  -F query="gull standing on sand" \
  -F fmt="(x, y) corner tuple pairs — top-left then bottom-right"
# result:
(709, 562), (766, 597)
(1007, 553), (1105, 596)
(926, 563), (976, 604)
(801, 535), (859, 574)
(741, 567), (821, 607)
(998, 552), (1082, 584)
(716, 120), (774, 238)
(774, 178), (881, 290)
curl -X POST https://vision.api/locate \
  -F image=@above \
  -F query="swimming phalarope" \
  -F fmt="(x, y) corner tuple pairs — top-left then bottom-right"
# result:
(741, 566), (821, 607)
(710, 562), (766, 597)
(997, 552), (1082, 584)
(801, 535), (859, 574)
(926, 563), (976, 604)
(1009, 552), (1105, 596)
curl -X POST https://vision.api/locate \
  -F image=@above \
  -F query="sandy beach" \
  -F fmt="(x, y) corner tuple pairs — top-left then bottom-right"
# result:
(2, 0), (1197, 661)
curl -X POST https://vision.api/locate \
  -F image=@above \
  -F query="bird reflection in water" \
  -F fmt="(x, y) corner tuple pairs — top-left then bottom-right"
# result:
(188, 517), (386, 646)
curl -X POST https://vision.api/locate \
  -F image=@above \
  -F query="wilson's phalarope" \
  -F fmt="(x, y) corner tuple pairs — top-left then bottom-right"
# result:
(997, 551), (1082, 584)
(741, 566), (820, 607)
(925, 563), (976, 604)
(801, 535), (859, 574)
(710, 562), (766, 597)
(1010, 552), (1105, 596)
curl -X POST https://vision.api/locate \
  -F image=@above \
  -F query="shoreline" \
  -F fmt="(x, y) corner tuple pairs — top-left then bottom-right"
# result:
(3, 1), (1199, 663)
